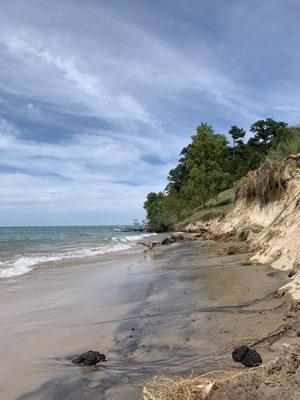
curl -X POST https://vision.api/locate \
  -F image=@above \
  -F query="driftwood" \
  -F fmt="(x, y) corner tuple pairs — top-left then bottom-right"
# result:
(137, 234), (194, 253)
(137, 241), (161, 252)
(249, 323), (292, 348)
(121, 236), (161, 252)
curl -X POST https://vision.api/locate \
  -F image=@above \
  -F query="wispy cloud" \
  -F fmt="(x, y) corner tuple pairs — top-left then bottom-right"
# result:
(0, 0), (300, 225)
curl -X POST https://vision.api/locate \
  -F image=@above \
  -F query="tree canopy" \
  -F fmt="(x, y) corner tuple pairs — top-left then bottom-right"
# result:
(143, 118), (296, 231)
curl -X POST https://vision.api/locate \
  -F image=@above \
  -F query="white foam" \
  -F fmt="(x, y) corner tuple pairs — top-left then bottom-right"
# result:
(0, 231), (159, 279)
(0, 255), (62, 278)
(0, 241), (132, 279)
(114, 232), (157, 242)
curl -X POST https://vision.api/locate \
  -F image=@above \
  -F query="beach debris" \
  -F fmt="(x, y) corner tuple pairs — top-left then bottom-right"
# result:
(232, 345), (262, 368)
(196, 381), (215, 396)
(137, 234), (194, 252)
(194, 229), (208, 237)
(221, 244), (248, 256)
(216, 232), (234, 242)
(232, 345), (249, 362)
(241, 349), (262, 368)
(71, 350), (106, 366)
(249, 323), (291, 348)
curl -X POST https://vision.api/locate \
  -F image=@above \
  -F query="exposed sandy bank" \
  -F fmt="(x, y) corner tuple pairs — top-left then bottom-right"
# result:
(183, 155), (300, 300)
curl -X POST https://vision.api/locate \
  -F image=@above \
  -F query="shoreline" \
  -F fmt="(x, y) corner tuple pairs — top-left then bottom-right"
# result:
(0, 238), (290, 400)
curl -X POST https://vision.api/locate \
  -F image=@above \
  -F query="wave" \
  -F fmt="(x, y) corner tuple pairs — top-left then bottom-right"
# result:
(0, 232), (157, 279)
(0, 255), (63, 278)
(113, 232), (157, 242)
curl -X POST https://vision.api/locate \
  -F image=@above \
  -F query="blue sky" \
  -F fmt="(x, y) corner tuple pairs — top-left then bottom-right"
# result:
(0, 0), (300, 226)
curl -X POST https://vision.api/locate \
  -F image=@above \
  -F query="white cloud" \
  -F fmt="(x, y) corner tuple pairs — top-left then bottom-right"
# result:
(0, 118), (172, 224)
(1, 29), (153, 125)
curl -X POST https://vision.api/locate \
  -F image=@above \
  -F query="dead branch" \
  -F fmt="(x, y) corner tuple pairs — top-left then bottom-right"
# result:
(249, 323), (291, 348)
(137, 234), (193, 253)
(137, 241), (161, 252)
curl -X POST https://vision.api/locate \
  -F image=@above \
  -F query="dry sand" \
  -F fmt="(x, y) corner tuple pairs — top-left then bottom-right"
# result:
(0, 240), (288, 400)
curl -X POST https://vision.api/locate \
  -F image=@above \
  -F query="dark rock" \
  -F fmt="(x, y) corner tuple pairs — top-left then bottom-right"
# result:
(232, 345), (249, 362)
(289, 269), (296, 278)
(241, 349), (262, 367)
(236, 229), (250, 242)
(72, 350), (106, 366)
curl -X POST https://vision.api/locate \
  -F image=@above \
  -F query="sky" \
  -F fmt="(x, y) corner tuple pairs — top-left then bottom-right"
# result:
(0, 0), (300, 226)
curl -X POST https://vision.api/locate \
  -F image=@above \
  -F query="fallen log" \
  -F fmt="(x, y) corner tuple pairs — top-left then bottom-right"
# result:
(137, 234), (194, 252)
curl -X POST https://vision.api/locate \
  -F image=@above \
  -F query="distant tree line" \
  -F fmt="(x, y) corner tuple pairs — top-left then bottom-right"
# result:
(144, 118), (299, 231)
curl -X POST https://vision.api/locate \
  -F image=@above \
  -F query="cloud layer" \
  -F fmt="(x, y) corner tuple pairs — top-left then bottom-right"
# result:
(0, 0), (300, 225)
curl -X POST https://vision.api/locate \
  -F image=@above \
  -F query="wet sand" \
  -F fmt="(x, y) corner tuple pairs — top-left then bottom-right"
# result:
(0, 240), (287, 400)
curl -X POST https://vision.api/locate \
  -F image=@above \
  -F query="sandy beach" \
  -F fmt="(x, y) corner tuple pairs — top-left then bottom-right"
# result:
(0, 239), (287, 400)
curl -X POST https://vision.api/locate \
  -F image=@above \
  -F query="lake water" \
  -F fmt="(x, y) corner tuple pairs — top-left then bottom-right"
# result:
(0, 226), (157, 278)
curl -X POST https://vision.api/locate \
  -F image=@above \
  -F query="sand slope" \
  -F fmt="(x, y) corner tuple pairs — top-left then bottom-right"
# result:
(184, 156), (300, 300)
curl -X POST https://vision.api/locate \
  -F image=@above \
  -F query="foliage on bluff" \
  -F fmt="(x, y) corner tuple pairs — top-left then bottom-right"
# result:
(144, 118), (299, 231)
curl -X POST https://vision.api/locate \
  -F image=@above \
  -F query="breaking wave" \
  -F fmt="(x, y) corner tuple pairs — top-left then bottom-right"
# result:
(0, 231), (157, 279)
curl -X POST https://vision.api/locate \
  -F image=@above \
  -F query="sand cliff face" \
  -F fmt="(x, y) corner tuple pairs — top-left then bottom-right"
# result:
(184, 156), (300, 300)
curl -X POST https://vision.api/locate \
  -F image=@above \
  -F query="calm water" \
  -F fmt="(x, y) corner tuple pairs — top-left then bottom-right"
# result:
(0, 226), (157, 278)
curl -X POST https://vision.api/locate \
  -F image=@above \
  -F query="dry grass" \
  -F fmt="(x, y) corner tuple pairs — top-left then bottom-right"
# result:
(143, 344), (300, 400)
(142, 369), (261, 400)
(234, 157), (297, 205)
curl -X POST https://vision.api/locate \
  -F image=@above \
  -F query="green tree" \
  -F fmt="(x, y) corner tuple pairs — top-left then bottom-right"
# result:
(143, 192), (165, 231)
(250, 118), (288, 155)
(181, 123), (232, 207)
(228, 125), (246, 160)
(166, 162), (189, 193)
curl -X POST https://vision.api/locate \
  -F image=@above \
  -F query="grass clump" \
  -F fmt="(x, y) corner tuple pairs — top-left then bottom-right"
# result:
(268, 128), (300, 159)
(234, 157), (296, 205)
(143, 373), (235, 400)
